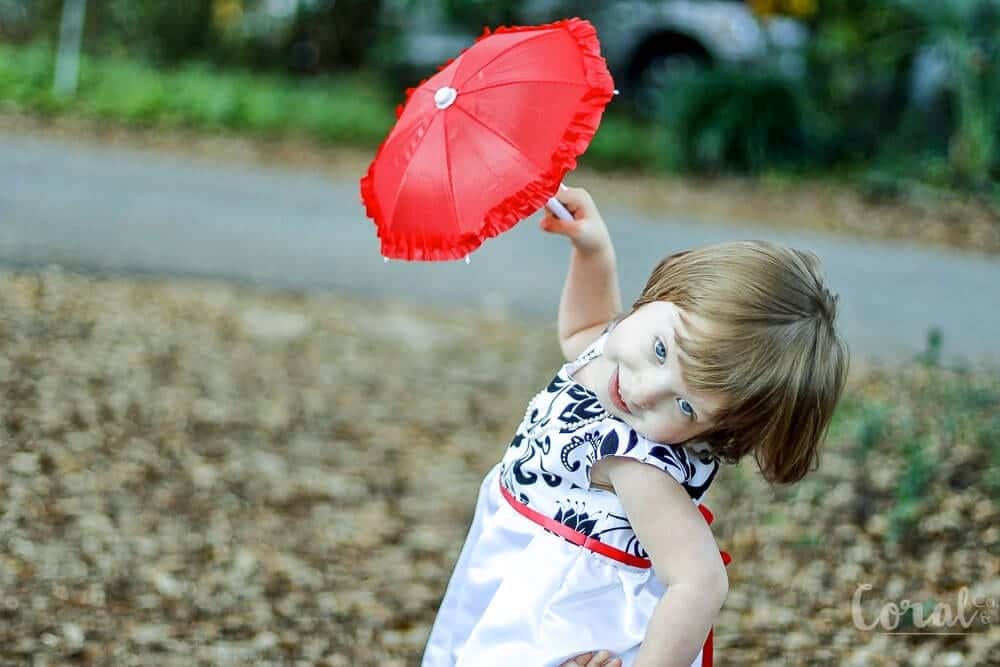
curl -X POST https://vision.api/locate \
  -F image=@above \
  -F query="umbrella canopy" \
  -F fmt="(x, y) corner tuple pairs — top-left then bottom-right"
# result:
(360, 18), (615, 261)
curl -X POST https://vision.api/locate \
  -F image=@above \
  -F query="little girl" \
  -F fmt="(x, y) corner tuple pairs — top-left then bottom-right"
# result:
(421, 186), (849, 667)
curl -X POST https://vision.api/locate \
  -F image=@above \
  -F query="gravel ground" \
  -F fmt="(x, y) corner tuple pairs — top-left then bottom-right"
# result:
(1, 269), (997, 666)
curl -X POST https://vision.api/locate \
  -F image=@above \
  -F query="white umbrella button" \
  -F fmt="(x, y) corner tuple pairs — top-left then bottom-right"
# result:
(434, 87), (458, 110)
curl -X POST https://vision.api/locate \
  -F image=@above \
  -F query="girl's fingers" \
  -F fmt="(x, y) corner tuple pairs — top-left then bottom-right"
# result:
(553, 185), (596, 217)
(539, 214), (579, 237)
(559, 650), (620, 667)
(588, 650), (611, 666)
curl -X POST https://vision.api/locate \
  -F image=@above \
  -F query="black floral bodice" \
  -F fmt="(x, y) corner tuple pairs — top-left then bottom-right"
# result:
(498, 332), (720, 560)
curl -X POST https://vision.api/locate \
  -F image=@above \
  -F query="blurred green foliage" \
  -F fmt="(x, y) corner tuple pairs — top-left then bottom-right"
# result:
(1, 0), (997, 192)
(0, 41), (394, 143)
(897, 0), (1000, 189)
(18, 0), (383, 72)
(439, 0), (528, 31)
(803, 0), (924, 163)
(102, 0), (215, 64)
(829, 345), (999, 549)
(656, 66), (816, 174)
(659, 0), (998, 190)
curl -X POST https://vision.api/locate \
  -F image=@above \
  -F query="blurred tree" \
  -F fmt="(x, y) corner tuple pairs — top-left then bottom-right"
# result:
(894, 0), (999, 187)
(439, 0), (529, 30)
(0, 0), (33, 40)
(205, 0), (384, 74)
(104, 0), (215, 64)
(803, 0), (923, 164)
(283, 0), (383, 73)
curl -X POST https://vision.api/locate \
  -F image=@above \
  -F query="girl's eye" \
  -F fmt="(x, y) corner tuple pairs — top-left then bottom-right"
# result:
(654, 338), (667, 363)
(677, 398), (695, 420)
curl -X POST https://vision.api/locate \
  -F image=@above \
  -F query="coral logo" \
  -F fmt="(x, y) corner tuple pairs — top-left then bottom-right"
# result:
(852, 584), (997, 635)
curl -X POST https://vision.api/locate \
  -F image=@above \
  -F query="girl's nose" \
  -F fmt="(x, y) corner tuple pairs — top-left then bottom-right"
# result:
(630, 373), (671, 409)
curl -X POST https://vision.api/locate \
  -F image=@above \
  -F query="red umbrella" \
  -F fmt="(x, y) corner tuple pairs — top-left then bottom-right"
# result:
(360, 18), (615, 261)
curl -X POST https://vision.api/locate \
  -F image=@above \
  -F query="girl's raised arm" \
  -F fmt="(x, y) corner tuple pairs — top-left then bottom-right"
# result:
(540, 186), (622, 361)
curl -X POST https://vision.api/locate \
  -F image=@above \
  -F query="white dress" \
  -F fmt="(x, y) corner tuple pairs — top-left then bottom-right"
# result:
(422, 332), (725, 667)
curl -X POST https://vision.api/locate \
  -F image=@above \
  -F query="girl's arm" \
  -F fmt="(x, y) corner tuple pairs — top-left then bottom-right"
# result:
(540, 186), (622, 360)
(594, 456), (729, 667)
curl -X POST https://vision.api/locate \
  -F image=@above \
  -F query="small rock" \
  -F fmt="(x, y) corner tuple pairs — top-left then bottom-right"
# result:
(240, 308), (310, 341)
(62, 623), (84, 648)
(151, 571), (186, 598)
(10, 452), (39, 475)
(782, 631), (814, 651)
(131, 624), (172, 646)
(252, 631), (278, 652)
(191, 462), (218, 488)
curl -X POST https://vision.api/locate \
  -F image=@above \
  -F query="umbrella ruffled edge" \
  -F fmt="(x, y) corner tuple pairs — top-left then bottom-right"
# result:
(360, 17), (615, 262)
(360, 57), (458, 261)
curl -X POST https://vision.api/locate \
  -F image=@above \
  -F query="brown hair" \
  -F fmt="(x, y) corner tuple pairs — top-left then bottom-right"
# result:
(628, 241), (849, 484)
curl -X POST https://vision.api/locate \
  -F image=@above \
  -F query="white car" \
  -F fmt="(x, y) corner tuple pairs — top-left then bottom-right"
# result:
(384, 0), (809, 116)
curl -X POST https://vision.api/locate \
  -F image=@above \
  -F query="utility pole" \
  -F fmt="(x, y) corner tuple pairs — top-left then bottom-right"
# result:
(53, 0), (87, 97)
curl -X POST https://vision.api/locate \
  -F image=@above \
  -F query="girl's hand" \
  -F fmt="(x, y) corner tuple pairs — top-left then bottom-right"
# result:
(559, 650), (623, 667)
(540, 185), (612, 256)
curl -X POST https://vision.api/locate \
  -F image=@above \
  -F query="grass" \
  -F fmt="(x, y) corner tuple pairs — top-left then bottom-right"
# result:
(820, 330), (1000, 549)
(2, 39), (998, 260)
(0, 40), (665, 171)
(0, 41), (396, 147)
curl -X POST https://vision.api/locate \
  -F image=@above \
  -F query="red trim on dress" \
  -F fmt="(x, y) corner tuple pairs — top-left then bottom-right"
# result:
(498, 478), (732, 667)
(499, 479), (653, 568)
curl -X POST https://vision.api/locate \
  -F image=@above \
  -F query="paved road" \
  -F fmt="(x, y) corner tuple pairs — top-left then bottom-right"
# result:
(2, 133), (999, 365)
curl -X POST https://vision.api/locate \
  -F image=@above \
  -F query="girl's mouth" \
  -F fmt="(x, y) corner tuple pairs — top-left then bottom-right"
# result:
(609, 367), (631, 414)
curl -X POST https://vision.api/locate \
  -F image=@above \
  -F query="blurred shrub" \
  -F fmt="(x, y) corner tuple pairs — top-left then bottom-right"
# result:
(102, 0), (215, 65)
(439, 0), (529, 31)
(204, 0), (383, 74)
(0, 40), (395, 143)
(805, 0), (998, 189)
(657, 66), (817, 174)
(803, 0), (922, 163)
(895, 0), (1000, 189)
(11, 1), (384, 74)
(582, 113), (661, 171)
(831, 346), (1000, 551)
(642, 0), (998, 186)
(0, 0), (33, 40)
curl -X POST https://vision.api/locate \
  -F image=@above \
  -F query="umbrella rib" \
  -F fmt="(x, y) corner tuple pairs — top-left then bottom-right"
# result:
(441, 110), (463, 241)
(453, 29), (559, 90)
(453, 104), (548, 174)
(460, 79), (588, 96)
(387, 113), (441, 233)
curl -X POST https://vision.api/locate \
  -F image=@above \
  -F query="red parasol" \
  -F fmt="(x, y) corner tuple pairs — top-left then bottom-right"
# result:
(360, 18), (615, 261)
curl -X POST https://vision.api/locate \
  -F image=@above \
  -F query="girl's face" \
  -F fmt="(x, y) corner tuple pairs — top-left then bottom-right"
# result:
(591, 301), (725, 445)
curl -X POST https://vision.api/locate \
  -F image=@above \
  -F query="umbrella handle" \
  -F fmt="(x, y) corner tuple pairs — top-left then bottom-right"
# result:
(546, 197), (574, 222)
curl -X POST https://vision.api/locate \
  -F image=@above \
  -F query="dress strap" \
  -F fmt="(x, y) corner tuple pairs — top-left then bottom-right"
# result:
(563, 331), (609, 378)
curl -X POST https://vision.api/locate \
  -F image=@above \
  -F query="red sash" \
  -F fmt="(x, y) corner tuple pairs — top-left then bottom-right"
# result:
(498, 478), (731, 666)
